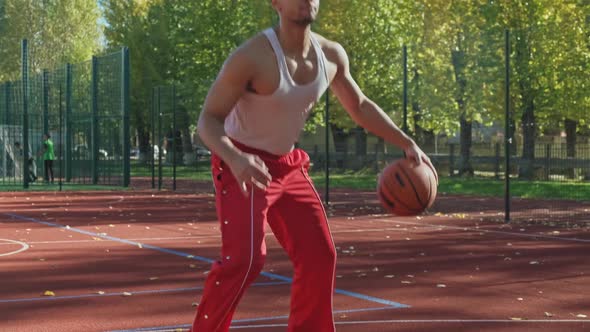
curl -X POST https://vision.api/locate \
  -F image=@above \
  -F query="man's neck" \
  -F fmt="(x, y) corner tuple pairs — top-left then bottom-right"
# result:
(274, 23), (312, 58)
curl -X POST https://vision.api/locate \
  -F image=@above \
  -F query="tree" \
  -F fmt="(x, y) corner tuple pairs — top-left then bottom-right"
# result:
(0, 0), (101, 81)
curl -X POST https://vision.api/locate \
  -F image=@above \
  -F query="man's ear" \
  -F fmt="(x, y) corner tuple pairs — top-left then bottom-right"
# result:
(270, 0), (279, 11)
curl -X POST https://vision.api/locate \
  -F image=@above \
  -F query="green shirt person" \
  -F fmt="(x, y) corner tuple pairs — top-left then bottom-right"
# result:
(41, 133), (55, 183)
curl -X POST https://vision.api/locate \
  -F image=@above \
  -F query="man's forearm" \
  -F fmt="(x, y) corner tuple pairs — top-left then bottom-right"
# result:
(197, 113), (243, 165)
(349, 99), (415, 150)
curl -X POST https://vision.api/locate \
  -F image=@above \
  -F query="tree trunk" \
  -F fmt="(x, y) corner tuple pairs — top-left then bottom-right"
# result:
(564, 118), (577, 179)
(354, 126), (367, 156)
(451, 42), (472, 176)
(178, 106), (195, 165)
(137, 126), (150, 162)
(459, 114), (474, 176)
(519, 100), (536, 179)
(330, 124), (349, 169)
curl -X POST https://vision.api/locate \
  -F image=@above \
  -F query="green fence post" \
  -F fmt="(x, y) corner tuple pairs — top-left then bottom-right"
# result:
(59, 84), (63, 191)
(4, 83), (10, 125)
(65, 64), (72, 182)
(504, 29), (511, 223)
(402, 45), (408, 134)
(91, 56), (99, 185)
(172, 84), (177, 191)
(22, 39), (29, 189)
(158, 87), (162, 191)
(151, 88), (156, 189)
(42, 70), (49, 136)
(122, 47), (130, 187)
(324, 91), (330, 205)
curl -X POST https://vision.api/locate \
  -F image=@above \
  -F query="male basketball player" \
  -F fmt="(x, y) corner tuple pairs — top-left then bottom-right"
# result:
(192, 0), (432, 331)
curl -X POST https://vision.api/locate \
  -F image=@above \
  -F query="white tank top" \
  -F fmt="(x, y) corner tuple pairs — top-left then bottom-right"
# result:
(224, 28), (330, 155)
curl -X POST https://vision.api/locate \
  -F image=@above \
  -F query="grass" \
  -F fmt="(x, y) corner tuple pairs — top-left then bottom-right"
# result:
(0, 183), (129, 192)
(311, 172), (590, 201)
(131, 162), (589, 201)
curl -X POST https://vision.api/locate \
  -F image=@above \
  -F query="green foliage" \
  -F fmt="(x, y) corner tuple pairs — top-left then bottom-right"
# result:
(0, 0), (101, 81)
(98, 0), (590, 145)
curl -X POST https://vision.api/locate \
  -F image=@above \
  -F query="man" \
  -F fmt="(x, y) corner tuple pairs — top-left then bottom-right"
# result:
(40, 133), (55, 184)
(14, 142), (37, 183)
(193, 1), (432, 331)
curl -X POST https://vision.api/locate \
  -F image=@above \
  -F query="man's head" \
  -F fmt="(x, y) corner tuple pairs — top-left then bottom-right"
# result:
(14, 142), (21, 149)
(43, 133), (50, 140)
(271, 0), (319, 27)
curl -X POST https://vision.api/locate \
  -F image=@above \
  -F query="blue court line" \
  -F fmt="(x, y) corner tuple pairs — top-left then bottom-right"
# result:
(108, 306), (399, 332)
(0, 282), (289, 304)
(4, 213), (409, 309)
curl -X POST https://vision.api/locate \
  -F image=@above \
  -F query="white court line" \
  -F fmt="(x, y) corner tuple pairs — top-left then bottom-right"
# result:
(0, 235), (222, 245)
(0, 239), (29, 257)
(230, 319), (590, 329)
(364, 217), (590, 243)
(0, 227), (421, 246)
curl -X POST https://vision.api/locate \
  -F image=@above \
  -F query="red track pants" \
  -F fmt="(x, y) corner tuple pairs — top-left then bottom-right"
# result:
(191, 143), (336, 332)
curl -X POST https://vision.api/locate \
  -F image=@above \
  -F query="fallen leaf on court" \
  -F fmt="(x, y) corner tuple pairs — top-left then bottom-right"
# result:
(437, 284), (447, 288)
(405, 238), (411, 241)
(66, 225), (70, 229)
(385, 235), (390, 239)
(187, 255), (194, 259)
(336, 275), (343, 278)
(357, 273), (367, 277)
(434, 212), (443, 217)
(544, 312), (553, 317)
(122, 292), (132, 296)
(43, 291), (55, 296)
(529, 261), (540, 265)
(39, 258), (45, 261)
(510, 317), (523, 321)
(577, 314), (587, 318)
(191, 302), (199, 307)
(407, 275), (415, 278)
(401, 281), (412, 284)
(507, 243), (512, 246)
(189, 264), (197, 269)
(504, 257), (512, 261)
(109, 206), (113, 209)
(517, 297), (524, 301)
(109, 224), (115, 228)
(149, 277), (159, 281)
(97, 291), (105, 295)
(175, 329), (184, 332)
(145, 226), (150, 230)
(552, 231), (560, 235)
(92, 237), (102, 241)
(384, 275), (395, 278)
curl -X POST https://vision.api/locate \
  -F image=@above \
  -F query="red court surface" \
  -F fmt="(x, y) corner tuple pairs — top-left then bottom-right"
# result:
(1, 185), (589, 332)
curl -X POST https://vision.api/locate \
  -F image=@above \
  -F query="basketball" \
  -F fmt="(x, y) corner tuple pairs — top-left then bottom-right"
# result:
(377, 158), (438, 216)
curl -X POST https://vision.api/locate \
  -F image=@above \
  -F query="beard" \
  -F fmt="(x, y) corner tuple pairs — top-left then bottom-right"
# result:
(294, 17), (314, 26)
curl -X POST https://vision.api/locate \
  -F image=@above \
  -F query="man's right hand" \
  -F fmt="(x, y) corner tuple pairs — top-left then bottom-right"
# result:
(228, 152), (272, 196)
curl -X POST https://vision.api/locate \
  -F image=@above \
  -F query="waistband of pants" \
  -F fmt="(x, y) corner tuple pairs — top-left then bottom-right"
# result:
(212, 138), (310, 171)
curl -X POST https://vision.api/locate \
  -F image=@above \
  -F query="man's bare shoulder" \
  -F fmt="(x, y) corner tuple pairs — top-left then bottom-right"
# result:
(229, 32), (272, 66)
(312, 32), (347, 65)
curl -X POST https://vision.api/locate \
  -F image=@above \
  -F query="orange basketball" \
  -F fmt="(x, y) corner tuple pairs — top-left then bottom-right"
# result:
(377, 158), (438, 216)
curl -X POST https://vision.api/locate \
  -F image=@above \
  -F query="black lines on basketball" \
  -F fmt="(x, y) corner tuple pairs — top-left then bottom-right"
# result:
(398, 165), (425, 208)
(394, 172), (405, 187)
